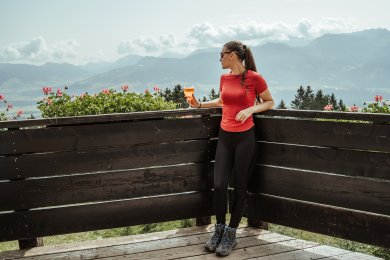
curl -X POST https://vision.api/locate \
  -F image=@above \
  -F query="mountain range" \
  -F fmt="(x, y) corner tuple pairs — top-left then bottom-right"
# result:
(1, 28), (389, 116)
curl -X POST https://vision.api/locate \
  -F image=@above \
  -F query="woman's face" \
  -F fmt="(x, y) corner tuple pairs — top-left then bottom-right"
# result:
(219, 46), (233, 69)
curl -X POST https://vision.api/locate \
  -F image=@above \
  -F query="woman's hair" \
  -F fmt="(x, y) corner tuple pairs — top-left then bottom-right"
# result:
(224, 41), (261, 102)
(224, 41), (257, 72)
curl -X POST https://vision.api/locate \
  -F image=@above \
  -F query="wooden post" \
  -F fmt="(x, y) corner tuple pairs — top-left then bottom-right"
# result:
(9, 125), (45, 250)
(15, 207), (44, 249)
(196, 216), (212, 226)
(248, 218), (268, 230)
(18, 238), (44, 249)
(247, 193), (269, 230)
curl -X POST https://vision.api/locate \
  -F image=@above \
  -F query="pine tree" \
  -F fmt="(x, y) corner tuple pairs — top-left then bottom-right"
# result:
(291, 85), (346, 111)
(291, 86), (306, 109)
(171, 84), (188, 108)
(277, 99), (287, 109)
(208, 88), (219, 100)
(338, 99), (346, 111)
(313, 90), (328, 110)
(329, 93), (339, 110)
(161, 88), (172, 101)
(302, 86), (315, 109)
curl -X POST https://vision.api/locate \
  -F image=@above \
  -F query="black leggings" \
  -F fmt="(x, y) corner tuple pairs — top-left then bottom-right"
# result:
(213, 126), (257, 228)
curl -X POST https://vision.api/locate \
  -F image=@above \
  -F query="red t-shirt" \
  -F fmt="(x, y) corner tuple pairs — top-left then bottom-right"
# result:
(219, 70), (268, 132)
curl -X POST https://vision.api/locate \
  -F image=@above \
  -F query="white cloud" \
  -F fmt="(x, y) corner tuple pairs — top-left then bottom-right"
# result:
(52, 40), (80, 59)
(313, 18), (356, 35)
(118, 34), (176, 55)
(0, 37), (80, 63)
(117, 18), (357, 57)
(187, 18), (357, 48)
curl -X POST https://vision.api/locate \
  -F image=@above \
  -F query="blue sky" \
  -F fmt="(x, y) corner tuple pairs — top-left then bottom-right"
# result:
(1, 0), (390, 64)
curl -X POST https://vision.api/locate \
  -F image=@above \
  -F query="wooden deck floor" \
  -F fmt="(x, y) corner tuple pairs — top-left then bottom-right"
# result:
(0, 225), (381, 260)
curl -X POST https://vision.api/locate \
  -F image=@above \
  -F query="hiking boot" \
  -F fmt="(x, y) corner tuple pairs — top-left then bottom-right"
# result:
(204, 223), (226, 252)
(215, 226), (237, 256)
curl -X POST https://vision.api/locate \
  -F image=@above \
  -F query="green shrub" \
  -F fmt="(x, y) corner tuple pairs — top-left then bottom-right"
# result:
(0, 94), (24, 121)
(37, 86), (177, 118)
(362, 95), (389, 113)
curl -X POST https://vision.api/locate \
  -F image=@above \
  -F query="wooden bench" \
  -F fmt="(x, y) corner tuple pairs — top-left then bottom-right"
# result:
(0, 109), (389, 251)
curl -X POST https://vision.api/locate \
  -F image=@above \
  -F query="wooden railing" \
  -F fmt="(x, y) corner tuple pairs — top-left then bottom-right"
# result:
(0, 109), (389, 250)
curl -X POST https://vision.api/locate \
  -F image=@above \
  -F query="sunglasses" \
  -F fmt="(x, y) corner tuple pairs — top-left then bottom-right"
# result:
(220, 51), (233, 59)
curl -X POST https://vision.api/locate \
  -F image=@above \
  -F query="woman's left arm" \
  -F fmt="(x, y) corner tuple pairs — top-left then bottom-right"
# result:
(252, 89), (275, 113)
(235, 89), (275, 123)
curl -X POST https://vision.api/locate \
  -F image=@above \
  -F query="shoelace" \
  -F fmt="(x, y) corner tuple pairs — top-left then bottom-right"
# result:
(211, 225), (224, 240)
(220, 230), (233, 245)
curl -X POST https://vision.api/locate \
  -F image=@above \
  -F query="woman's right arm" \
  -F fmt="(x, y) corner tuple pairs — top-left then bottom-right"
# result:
(187, 95), (223, 108)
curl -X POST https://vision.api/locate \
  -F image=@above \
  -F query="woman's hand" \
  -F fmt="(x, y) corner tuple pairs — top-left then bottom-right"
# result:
(235, 107), (254, 123)
(186, 94), (201, 108)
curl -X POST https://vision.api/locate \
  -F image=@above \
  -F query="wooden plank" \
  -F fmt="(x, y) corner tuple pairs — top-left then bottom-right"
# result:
(258, 109), (390, 123)
(249, 165), (390, 215)
(182, 238), (318, 260)
(0, 225), (220, 259)
(0, 139), (218, 180)
(0, 191), (213, 242)
(321, 252), (382, 259)
(2, 227), (271, 260)
(248, 193), (390, 248)
(251, 245), (360, 260)
(254, 117), (390, 152)
(0, 226), (378, 260)
(0, 163), (214, 211)
(257, 142), (390, 180)
(17, 238), (44, 250)
(93, 233), (296, 260)
(0, 108), (222, 129)
(0, 116), (221, 155)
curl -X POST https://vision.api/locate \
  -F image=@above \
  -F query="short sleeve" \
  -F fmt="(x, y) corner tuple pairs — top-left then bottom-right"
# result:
(255, 74), (268, 94)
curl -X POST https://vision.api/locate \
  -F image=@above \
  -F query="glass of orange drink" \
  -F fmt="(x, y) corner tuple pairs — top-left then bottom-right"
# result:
(183, 86), (195, 99)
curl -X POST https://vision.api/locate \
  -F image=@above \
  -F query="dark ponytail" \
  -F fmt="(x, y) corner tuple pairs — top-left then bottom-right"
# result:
(224, 41), (261, 103)
(243, 46), (257, 72)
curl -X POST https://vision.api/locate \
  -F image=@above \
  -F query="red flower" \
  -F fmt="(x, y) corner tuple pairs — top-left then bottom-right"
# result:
(16, 110), (23, 117)
(102, 89), (110, 95)
(375, 95), (383, 102)
(145, 89), (150, 94)
(121, 85), (129, 92)
(0, 94), (4, 101)
(324, 104), (333, 111)
(56, 88), (63, 97)
(42, 87), (52, 95)
(47, 98), (52, 105)
(153, 85), (160, 92)
(349, 105), (359, 112)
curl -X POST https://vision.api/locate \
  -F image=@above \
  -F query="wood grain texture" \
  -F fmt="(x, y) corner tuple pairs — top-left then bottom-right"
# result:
(254, 117), (390, 152)
(0, 117), (221, 155)
(0, 163), (214, 211)
(248, 193), (390, 248)
(248, 165), (390, 215)
(0, 191), (213, 242)
(0, 139), (217, 180)
(256, 142), (390, 180)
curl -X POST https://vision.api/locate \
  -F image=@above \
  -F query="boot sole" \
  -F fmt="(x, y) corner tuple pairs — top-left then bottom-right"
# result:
(204, 246), (216, 253)
(215, 241), (237, 256)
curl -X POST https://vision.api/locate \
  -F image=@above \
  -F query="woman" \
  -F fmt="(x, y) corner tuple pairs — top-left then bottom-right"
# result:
(186, 40), (274, 257)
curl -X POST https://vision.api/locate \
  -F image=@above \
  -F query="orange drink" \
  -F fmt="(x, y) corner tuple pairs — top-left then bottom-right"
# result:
(184, 86), (194, 98)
